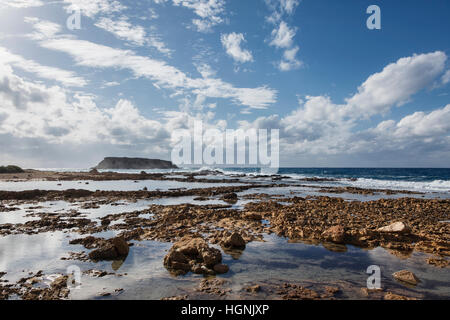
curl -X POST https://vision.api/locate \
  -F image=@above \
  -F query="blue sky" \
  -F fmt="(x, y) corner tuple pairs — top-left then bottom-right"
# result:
(0, 0), (449, 168)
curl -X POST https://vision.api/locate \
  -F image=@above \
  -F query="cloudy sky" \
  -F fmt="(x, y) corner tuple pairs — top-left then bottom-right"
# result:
(0, 0), (449, 168)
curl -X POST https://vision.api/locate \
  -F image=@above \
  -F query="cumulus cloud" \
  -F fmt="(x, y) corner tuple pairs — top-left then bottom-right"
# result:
(345, 51), (447, 117)
(221, 32), (253, 63)
(239, 51), (449, 160)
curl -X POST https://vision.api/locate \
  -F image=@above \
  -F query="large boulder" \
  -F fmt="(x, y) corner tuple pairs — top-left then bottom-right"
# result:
(377, 222), (411, 234)
(164, 236), (225, 275)
(322, 225), (346, 243)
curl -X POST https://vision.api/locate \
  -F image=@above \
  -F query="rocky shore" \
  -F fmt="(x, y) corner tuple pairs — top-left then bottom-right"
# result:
(0, 170), (448, 300)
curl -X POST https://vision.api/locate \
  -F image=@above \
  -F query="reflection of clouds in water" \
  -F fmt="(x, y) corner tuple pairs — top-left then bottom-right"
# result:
(0, 232), (67, 271)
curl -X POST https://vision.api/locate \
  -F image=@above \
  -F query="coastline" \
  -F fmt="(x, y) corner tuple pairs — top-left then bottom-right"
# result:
(0, 169), (449, 300)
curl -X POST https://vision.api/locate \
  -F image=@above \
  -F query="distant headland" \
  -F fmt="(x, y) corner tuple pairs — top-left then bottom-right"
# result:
(94, 157), (178, 170)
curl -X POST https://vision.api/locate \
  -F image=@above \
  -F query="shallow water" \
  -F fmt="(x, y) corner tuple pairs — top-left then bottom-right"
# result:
(0, 179), (247, 192)
(0, 176), (449, 300)
(1, 228), (448, 300)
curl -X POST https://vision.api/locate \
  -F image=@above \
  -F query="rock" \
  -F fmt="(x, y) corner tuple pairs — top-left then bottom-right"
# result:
(377, 221), (411, 234)
(163, 236), (223, 275)
(245, 285), (261, 293)
(88, 236), (130, 261)
(89, 168), (99, 174)
(392, 270), (420, 286)
(111, 237), (129, 256)
(322, 225), (346, 243)
(222, 232), (246, 249)
(426, 257), (449, 268)
(384, 292), (418, 300)
(244, 212), (262, 220)
(221, 193), (238, 203)
(95, 157), (177, 169)
(89, 243), (118, 260)
(213, 264), (229, 274)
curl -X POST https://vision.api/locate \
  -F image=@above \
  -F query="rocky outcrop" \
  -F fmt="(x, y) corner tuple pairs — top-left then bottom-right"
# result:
(163, 236), (225, 275)
(0, 165), (24, 174)
(95, 157), (178, 169)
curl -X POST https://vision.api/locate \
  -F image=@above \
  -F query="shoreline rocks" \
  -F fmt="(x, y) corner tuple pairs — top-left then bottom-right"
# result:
(163, 236), (226, 276)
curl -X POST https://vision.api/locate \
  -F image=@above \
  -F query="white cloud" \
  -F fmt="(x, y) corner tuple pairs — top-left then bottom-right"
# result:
(270, 21), (295, 49)
(27, 18), (276, 109)
(345, 51), (447, 118)
(63, 0), (126, 18)
(0, 0), (44, 9)
(0, 47), (87, 87)
(172, 0), (225, 32)
(221, 32), (253, 63)
(25, 17), (62, 40)
(94, 16), (172, 55)
(442, 69), (450, 85)
(278, 45), (301, 71)
(240, 51), (449, 158)
(280, 0), (299, 15)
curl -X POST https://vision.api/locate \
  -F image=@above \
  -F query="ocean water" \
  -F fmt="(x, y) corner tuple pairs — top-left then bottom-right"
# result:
(28, 167), (450, 193)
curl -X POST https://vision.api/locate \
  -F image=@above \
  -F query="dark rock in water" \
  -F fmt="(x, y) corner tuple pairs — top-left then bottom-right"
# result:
(222, 232), (246, 249)
(95, 157), (178, 170)
(88, 236), (130, 261)
(0, 165), (24, 174)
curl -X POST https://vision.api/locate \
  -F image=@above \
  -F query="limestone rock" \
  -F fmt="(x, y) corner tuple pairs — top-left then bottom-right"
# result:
(377, 222), (411, 234)
(392, 270), (420, 285)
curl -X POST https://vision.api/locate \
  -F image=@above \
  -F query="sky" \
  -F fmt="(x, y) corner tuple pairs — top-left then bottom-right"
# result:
(0, 0), (449, 168)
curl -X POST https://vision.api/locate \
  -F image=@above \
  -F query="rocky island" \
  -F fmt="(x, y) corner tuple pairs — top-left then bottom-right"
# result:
(94, 157), (178, 170)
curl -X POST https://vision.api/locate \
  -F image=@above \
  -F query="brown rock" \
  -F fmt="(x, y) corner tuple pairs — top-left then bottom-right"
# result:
(112, 237), (129, 256)
(222, 232), (246, 249)
(244, 212), (262, 220)
(377, 221), (411, 234)
(384, 292), (418, 300)
(88, 236), (130, 261)
(163, 236), (222, 275)
(213, 264), (229, 274)
(322, 225), (346, 243)
(392, 270), (420, 286)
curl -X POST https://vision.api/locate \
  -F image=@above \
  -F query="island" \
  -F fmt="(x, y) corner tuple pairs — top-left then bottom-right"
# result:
(94, 157), (178, 170)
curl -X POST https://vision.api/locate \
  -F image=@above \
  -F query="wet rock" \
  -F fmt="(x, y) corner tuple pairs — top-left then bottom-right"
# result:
(222, 232), (246, 249)
(426, 257), (449, 268)
(221, 192), (238, 203)
(384, 292), (418, 300)
(243, 212), (262, 220)
(163, 236), (223, 275)
(377, 221), (411, 234)
(245, 285), (261, 293)
(88, 236), (129, 261)
(392, 270), (420, 286)
(213, 264), (229, 274)
(322, 225), (346, 243)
